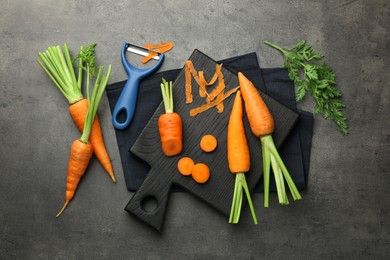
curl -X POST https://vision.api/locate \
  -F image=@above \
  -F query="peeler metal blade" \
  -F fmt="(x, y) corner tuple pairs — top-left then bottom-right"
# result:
(126, 43), (161, 61)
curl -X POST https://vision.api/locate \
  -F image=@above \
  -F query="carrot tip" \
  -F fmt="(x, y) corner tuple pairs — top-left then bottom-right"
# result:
(110, 173), (116, 183)
(56, 201), (69, 218)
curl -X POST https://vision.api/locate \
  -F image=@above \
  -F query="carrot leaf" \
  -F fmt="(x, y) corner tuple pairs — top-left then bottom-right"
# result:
(264, 40), (348, 135)
(80, 65), (112, 143)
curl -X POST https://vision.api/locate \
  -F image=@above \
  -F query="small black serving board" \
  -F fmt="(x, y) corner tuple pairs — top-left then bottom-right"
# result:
(125, 50), (298, 231)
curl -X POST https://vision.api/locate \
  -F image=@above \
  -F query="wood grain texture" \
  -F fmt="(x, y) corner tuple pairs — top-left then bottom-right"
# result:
(125, 50), (298, 231)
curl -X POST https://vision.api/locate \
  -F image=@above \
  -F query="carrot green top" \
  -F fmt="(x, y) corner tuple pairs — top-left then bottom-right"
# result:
(160, 78), (174, 113)
(37, 43), (83, 104)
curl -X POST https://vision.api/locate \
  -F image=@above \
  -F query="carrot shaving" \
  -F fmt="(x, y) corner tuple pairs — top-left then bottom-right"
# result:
(144, 42), (173, 49)
(141, 42), (174, 63)
(207, 68), (225, 103)
(198, 71), (207, 98)
(141, 51), (158, 63)
(190, 87), (239, 116)
(185, 61), (193, 104)
(186, 60), (201, 86)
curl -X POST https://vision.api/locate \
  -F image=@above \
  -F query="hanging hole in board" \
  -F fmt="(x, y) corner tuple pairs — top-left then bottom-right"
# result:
(116, 108), (128, 124)
(140, 196), (159, 213)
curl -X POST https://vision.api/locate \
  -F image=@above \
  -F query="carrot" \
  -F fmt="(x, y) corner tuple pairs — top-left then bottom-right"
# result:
(238, 72), (301, 207)
(68, 99), (115, 182)
(57, 64), (112, 217)
(191, 163), (210, 184)
(177, 157), (195, 176)
(37, 43), (115, 182)
(227, 90), (258, 224)
(158, 78), (183, 156)
(200, 134), (218, 152)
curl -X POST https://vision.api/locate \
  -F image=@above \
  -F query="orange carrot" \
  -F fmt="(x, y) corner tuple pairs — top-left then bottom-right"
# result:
(158, 78), (183, 156)
(37, 44), (115, 183)
(227, 90), (258, 224)
(200, 134), (218, 152)
(57, 65), (112, 217)
(238, 72), (301, 207)
(69, 99), (115, 182)
(177, 157), (195, 176)
(238, 72), (274, 137)
(191, 163), (210, 184)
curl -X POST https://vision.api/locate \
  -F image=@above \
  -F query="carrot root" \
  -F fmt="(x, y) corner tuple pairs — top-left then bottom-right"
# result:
(56, 201), (69, 218)
(69, 99), (115, 182)
(158, 112), (183, 157)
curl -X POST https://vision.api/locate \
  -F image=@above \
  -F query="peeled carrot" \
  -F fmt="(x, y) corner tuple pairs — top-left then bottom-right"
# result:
(191, 163), (210, 184)
(57, 64), (112, 217)
(158, 78), (183, 156)
(238, 72), (301, 207)
(37, 44), (115, 182)
(177, 157), (195, 176)
(227, 90), (258, 224)
(69, 99), (115, 182)
(200, 135), (218, 153)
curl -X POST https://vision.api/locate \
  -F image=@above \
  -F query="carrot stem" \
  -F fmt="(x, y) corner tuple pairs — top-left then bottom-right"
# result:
(80, 65), (112, 143)
(77, 46), (83, 90)
(160, 78), (174, 113)
(229, 173), (258, 224)
(260, 135), (301, 206)
(263, 40), (288, 56)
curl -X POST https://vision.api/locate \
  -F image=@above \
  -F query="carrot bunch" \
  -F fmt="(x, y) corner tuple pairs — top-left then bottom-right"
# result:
(37, 44), (116, 182)
(238, 72), (301, 206)
(158, 78), (183, 156)
(227, 90), (258, 224)
(56, 64), (112, 217)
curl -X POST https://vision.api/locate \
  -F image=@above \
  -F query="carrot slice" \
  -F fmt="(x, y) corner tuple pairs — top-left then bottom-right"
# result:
(177, 157), (195, 176)
(190, 86), (239, 116)
(192, 163), (210, 184)
(200, 135), (218, 152)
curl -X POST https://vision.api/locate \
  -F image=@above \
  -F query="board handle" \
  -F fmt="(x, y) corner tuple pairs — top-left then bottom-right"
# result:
(124, 167), (172, 232)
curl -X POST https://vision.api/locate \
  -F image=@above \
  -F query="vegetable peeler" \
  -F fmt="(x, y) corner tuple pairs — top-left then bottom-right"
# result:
(112, 42), (165, 130)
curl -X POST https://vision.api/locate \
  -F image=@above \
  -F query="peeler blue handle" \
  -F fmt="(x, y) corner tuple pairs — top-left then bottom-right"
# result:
(112, 42), (165, 130)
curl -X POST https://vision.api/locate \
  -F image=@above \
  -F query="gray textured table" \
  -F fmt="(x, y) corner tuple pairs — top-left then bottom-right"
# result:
(1, 0), (389, 259)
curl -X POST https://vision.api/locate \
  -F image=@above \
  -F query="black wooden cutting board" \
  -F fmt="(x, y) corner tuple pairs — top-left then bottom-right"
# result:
(125, 50), (298, 231)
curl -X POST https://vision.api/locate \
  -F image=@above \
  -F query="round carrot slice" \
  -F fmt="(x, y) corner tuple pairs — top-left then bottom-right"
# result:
(191, 163), (210, 184)
(177, 157), (195, 176)
(200, 135), (217, 153)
